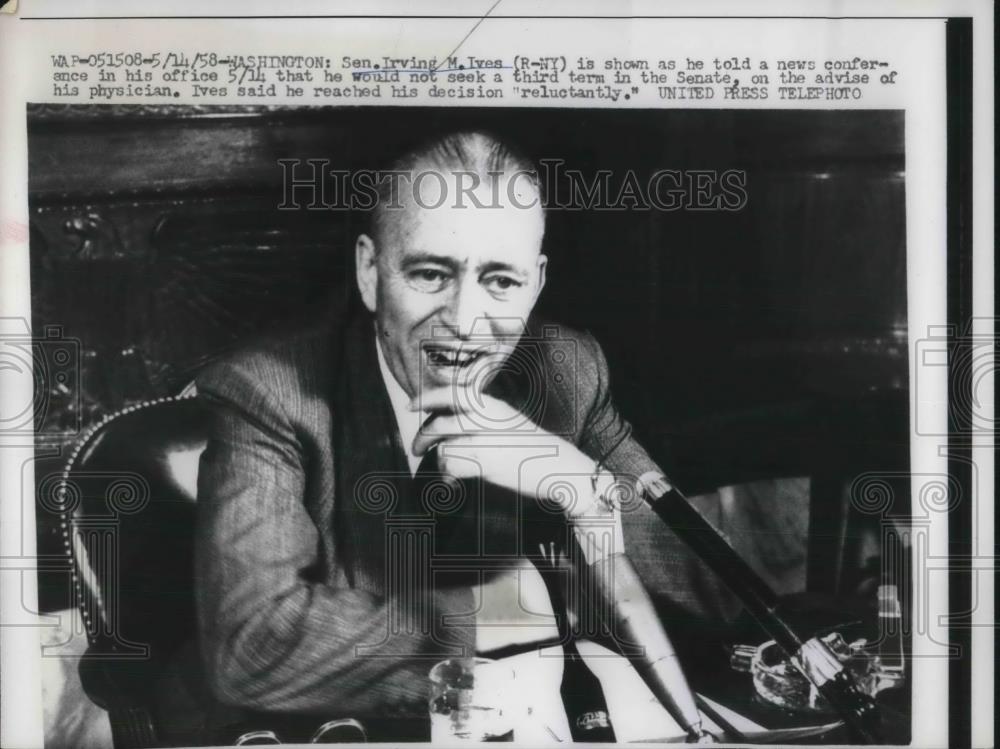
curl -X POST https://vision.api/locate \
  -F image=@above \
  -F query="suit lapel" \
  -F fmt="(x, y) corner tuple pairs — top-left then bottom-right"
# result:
(331, 313), (412, 593)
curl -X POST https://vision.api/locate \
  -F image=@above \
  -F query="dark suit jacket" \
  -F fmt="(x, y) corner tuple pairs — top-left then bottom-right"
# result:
(194, 310), (662, 722)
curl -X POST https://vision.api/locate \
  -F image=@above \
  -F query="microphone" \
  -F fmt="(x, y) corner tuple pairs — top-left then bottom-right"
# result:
(578, 548), (715, 743)
(636, 472), (883, 744)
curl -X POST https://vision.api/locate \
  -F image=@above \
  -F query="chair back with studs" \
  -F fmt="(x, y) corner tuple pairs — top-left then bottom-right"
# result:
(57, 394), (210, 710)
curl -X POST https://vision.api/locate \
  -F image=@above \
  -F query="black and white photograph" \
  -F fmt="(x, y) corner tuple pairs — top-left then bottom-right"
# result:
(24, 103), (913, 746)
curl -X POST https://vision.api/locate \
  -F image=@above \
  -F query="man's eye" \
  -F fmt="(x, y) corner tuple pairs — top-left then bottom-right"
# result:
(485, 275), (523, 293)
(407, 268), (450, 291)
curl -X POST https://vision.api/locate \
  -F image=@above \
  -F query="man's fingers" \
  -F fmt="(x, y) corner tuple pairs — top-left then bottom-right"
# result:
(411, 431), (440, 457)
(412, 415), (464, 456)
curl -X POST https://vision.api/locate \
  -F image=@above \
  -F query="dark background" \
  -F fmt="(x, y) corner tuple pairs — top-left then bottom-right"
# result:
(28, 104), (910, 612)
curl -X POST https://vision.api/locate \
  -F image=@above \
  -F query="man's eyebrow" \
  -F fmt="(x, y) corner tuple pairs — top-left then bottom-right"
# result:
(399, 252), (460, 269)
(478, 261), (529, 278)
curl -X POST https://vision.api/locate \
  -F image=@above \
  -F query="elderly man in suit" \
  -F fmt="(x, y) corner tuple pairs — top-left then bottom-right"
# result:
(192, 131), (665, 740)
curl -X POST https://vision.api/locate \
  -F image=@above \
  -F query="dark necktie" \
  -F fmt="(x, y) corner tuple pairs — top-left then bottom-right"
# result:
(413, 444), (466, 553)
(415, 443), (441, 482)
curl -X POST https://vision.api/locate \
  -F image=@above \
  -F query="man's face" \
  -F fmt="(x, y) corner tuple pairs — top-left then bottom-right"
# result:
(356, 169), (547, 399)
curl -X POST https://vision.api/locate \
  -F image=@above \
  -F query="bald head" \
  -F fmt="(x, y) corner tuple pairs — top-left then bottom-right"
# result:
(371, 131), (542, 248)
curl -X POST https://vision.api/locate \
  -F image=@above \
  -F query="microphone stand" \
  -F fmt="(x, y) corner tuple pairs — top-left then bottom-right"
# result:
(639, 474), (883, 744)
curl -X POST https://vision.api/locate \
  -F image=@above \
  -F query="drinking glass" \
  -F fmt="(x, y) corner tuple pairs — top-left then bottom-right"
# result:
(429, 657), (515, 742)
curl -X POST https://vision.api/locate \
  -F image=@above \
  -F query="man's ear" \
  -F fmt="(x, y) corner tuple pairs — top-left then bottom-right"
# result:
(533, 253), (548, 304)
(355, 233), (378, 313)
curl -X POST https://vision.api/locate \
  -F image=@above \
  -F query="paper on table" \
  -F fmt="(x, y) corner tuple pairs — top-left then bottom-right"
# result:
(502, 646), (573, 744)
(497, 639), (763, 744)
(575, 639), (698, 742)
(472, 559), (763, 742)
(473, 558), (561, 654)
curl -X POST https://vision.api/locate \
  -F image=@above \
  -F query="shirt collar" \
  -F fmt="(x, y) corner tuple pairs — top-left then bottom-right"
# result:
(375, 333), (426, 476)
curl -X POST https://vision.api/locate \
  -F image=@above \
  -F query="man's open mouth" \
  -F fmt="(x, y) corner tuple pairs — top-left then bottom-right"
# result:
(424, 345), (489, 368)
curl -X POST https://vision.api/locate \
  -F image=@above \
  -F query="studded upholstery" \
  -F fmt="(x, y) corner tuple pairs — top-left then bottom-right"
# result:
(59, 395), (210, 746)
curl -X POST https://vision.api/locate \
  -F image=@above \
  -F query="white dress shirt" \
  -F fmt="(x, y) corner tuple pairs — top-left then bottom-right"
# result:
(374, 336), (426, 476)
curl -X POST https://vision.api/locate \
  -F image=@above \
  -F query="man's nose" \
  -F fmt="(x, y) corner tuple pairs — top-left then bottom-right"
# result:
(441, 282), (488, 339)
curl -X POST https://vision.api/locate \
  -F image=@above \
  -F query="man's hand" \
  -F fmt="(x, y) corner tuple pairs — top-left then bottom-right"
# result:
(410, 386), (605, 520)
